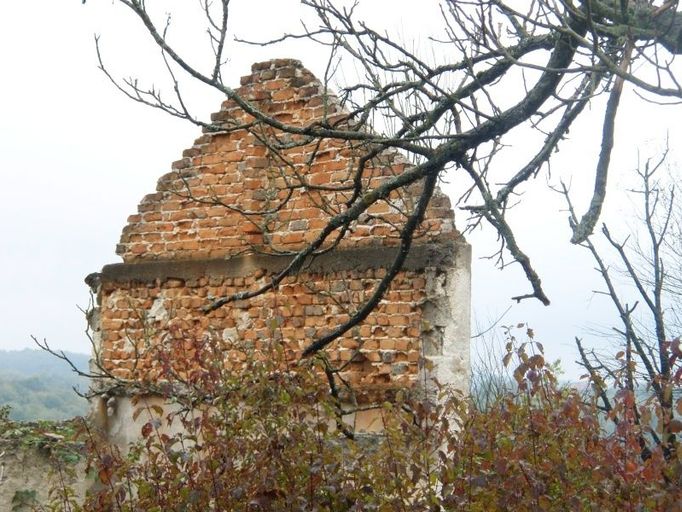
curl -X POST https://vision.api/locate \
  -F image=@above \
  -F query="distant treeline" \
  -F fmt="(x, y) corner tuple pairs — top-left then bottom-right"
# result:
(0, 349), (89, 421)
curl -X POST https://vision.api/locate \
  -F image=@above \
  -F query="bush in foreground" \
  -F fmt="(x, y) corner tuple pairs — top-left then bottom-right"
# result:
(60, 327), (682, 511)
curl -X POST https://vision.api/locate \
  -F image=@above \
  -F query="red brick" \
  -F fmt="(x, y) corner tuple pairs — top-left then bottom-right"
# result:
(101, 58), (461, 399)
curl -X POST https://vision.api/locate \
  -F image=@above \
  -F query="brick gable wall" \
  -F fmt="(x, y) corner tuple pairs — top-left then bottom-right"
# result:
(90, 59), (470, 413)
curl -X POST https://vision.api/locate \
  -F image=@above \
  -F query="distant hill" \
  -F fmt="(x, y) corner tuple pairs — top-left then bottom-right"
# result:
(0, 349), (90, 421)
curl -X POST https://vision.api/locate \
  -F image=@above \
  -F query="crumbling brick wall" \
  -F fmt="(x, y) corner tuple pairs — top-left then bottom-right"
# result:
(89, 59), (470, 437)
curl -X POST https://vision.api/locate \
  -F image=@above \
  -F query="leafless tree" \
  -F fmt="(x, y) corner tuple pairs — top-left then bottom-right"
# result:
(560, 149), (681, 459)
(87, 0), (682, 356)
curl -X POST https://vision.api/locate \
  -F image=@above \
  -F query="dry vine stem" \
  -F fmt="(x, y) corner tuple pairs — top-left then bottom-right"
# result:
(91, 0), (682, 355)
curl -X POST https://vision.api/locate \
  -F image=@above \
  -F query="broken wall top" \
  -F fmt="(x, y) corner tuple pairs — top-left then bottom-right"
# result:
(117, 59), (458, 263)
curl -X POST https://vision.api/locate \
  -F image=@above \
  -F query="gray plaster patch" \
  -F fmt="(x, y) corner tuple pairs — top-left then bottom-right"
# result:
(419, 241), (472, 398)
(148, 297), (169, 323)
(222, 327), (238, 342)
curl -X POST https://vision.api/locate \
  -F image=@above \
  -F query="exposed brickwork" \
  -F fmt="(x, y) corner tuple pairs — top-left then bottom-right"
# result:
(116, 59), (455, 262)
(98, 268), (426, 398)
(94, 59), (467, 401)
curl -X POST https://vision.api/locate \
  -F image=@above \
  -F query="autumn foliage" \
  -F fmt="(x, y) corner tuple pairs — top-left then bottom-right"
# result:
(70, 326), (682, 511)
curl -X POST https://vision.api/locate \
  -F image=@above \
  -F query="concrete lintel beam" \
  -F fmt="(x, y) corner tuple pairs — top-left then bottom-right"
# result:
(93, 241), (466, 285)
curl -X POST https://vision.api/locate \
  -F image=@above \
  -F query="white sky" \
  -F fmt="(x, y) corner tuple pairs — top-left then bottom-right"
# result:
(1, 1), (680, 379)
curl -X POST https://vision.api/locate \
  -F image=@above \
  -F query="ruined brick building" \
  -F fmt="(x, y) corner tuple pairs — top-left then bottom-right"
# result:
(87, 59), (470, 444)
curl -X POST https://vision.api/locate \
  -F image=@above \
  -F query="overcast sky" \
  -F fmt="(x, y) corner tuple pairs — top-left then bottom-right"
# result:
(1, 1), (680, 379)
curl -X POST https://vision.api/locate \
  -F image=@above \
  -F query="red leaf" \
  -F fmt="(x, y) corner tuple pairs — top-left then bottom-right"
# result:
(141, 422), (153, 438)
(529, 354), (545, 368)
(98, 468), (112, 485)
